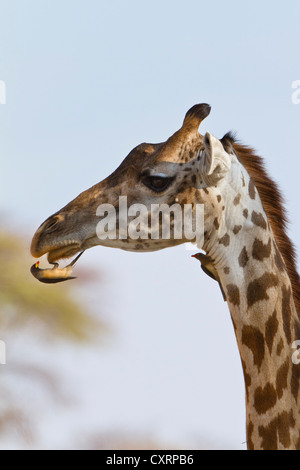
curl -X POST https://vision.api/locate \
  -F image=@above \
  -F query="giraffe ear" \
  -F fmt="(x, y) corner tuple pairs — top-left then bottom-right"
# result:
(201, 132), (231, 178)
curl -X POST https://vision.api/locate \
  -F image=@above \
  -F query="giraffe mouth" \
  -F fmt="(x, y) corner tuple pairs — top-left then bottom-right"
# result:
(30, 240), (85, 283)
(46, 243), (82, 264)
(30, 240), (82, 265)
(31, 228), (97, 266)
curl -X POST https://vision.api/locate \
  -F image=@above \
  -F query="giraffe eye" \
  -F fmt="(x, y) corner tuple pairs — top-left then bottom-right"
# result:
(141, 175), (175, 193)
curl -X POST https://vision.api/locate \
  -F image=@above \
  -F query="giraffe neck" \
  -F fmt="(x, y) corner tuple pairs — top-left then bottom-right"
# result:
(199, 161), (300, 450)
(208, 220), (300, 450)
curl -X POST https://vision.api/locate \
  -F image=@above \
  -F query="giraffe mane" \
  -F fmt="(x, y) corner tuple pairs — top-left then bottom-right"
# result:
(221, 132), (300, 318)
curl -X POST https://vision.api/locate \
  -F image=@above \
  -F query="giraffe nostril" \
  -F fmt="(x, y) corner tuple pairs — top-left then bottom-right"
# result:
(43, 214), (64, 233)
(46, 221), (58, 231)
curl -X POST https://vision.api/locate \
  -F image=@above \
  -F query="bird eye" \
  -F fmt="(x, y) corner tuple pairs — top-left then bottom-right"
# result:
(141, 175), (175, 193)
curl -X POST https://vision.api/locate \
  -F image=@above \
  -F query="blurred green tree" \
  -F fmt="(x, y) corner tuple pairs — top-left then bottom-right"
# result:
(0, 227), (105, 444)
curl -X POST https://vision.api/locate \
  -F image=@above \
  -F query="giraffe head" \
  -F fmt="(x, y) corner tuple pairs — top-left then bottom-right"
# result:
(29, 105), (279, 271)
(29, 104), (229, 263)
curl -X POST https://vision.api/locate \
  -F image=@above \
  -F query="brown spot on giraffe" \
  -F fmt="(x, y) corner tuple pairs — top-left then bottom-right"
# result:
(217, 195), (222, 203)
(277, 411), (294, 448)
(291, 362), (300, 403)
(219, 233), (230, 247)
(243, 208), (249, 219)
(276, 338), (284, 356)
(233, 193), (241, 206)
(273, 241), (286, 272)
(242, 325), (265, 372)
(241, 359), (251, 403)
(213, 218), (220, 230)
(251, 211), (267, 230)
(276, 358), (289, 400)
(265, 310), (279, 355)
(254, 383), (277, 415)
(294, 318), (300, 343)
(247, 421), (255, 450)
(233, 225), (242, 235)
(259, 410), (296, 449)
(258, 419), (278, 450)
(226, 284), (240, 306)
(238, 246), (249, 268)
(252, 238), (272, 262)
(247, 272), (279, 308)
(281, 286), (292, 344)
(248, 178), (256, 200)
(189, 149), (196, 160)
(223, 267), (230, 275)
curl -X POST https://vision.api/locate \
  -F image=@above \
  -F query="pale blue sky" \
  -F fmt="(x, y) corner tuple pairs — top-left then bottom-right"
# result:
(1, 0), (300, 449)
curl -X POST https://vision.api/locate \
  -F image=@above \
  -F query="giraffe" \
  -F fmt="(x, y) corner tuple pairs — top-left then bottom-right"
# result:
(30, 104), (300, 450)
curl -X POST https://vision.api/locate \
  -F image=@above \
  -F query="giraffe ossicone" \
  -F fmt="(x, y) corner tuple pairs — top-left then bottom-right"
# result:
(30, 104), (300, 450)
